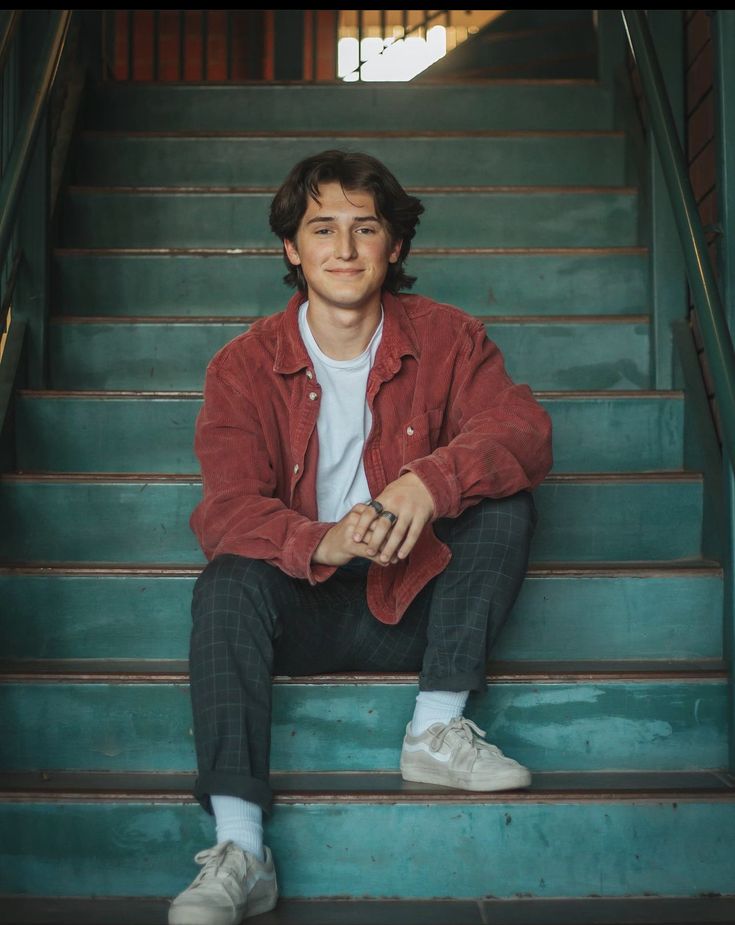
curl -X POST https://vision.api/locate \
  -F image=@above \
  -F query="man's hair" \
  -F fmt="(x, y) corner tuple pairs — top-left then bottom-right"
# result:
(269, 149), (424, 293)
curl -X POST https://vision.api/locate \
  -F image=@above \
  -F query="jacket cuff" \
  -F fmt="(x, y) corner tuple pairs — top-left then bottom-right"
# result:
(282, 519), (339, 585)
(399, 456), (459, 521)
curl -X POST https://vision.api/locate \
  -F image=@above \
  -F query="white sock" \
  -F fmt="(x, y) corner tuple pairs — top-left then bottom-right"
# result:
(211, 795), (264, 863)
(410, 689), (470, 736)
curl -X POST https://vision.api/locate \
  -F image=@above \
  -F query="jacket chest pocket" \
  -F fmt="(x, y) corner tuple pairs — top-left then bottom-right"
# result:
(402, 408), (444, 462)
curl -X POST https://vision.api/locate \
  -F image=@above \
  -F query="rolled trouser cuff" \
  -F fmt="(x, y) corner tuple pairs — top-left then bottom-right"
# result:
(194, 771), (273, 816)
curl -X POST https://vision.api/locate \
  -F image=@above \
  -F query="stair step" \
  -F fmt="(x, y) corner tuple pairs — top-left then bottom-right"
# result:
(1, 771), (734, 899)
(0, 661), (727, 773)
(47, 316), (650, 391)
(74, 131), (630, 187)
(60, 188), (639, 249)
(0, 474), (704, 564)
(14, 391), (684, 474)
(53, 248), (648, 317)
(83, 82), (616, 132)
(0, 563), (723, 661)
(6, 895), (735, 925)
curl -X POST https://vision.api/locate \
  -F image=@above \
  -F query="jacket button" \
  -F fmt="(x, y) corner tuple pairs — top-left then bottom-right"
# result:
(293, 464), (299, 474)
(406, 426), (414, 436)
(309, 391), (318, 401)
(306, 370), (313, 380)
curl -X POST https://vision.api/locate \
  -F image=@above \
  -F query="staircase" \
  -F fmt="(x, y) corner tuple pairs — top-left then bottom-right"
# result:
(421, 9), (597, 79)
(2, 72), (735, 923)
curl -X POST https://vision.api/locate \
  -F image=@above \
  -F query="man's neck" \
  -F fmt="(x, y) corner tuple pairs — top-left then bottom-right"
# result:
(304, 299), (383, 361)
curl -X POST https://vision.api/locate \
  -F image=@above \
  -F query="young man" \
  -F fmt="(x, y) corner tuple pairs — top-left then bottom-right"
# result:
(169, 150), (553, 924)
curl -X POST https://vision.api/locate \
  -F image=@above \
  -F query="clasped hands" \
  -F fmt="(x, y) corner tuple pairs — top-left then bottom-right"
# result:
(312, 471), (436, 568)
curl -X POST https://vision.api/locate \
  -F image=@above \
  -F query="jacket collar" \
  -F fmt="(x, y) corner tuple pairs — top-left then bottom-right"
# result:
(273, 289), (420, 375)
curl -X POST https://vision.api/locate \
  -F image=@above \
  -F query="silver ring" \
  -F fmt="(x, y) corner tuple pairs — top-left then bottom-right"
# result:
(379, 510), (398, 525)
(366, 499), (384, 515)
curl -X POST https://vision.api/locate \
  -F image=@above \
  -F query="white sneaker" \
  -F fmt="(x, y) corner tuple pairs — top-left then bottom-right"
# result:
(400, 716), (532, 791)
(168, 841), (278, 925)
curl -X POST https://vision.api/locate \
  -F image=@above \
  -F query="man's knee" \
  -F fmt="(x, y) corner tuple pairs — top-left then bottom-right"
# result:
(191, 554), (285, 637)
(435, 490), (538, 547)
(487, 489), (538, 534)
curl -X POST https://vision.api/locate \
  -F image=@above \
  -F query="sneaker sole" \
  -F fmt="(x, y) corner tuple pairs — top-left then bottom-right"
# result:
(400, 761), (532, 792)
(245, 891), (278, 919)
(169, 906), (244, 925)
(168, 892), (276, 925)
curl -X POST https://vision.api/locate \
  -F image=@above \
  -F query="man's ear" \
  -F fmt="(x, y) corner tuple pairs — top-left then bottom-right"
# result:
(389, 239), (403, 264)
(283, 238), (301, 265)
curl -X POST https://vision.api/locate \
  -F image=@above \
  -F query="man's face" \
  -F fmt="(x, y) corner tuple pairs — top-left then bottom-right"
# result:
(283, 181), (402, 315)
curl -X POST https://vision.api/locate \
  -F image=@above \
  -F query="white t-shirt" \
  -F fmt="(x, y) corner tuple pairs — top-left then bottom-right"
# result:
(298, 300), (383, 523)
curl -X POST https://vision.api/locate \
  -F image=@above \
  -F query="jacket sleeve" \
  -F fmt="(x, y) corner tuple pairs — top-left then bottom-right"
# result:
(190, 359), (338, 585)
(399, 319), (553, 520)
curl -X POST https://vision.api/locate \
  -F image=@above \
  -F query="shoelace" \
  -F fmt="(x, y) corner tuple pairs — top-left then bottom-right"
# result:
(429, 716), (504, 759)
(190, 843), (243, 888)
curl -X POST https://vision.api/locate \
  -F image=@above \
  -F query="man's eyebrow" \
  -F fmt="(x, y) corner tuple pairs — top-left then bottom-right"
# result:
(305, 215), (381, 225)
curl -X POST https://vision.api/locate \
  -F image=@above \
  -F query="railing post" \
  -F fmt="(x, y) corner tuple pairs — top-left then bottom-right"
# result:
(14, 107), (49, 389)
(711, 9), (735, 771)
(645, 10), (687, 390)
(274, 10), (304, 80)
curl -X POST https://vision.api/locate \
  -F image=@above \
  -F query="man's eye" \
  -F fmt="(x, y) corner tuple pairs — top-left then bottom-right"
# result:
(314, 228), (332, 235)
(356, 227), (376, 234)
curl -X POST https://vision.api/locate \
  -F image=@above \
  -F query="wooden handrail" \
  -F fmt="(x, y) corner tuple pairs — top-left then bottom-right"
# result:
(0, 11), (20, 76)
(0, 11), (70, 270)
(621, 10), (735, 471)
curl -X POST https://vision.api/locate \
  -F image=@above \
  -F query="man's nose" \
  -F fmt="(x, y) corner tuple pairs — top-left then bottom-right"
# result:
(334, 230), (357, 260)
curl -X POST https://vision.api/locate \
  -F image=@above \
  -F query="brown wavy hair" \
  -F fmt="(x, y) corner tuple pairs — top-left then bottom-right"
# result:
(269, 149), (424, 293)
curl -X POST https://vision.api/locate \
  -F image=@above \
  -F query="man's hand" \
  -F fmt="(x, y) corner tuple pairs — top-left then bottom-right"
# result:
(351, 471), (436, 564)
(311, 472), (435, 568)
(312, 504), (396, 567)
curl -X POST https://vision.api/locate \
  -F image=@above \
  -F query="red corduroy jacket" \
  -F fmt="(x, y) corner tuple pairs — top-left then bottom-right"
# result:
(190, 289), (553, 625)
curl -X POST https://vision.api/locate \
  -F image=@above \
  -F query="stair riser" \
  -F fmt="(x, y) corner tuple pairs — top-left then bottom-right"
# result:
(0, 575), (722, 661)
(48, 321), (650, 391)
(84, 84), (616, 132)
(54, 253), (648, 318)
(74, 135), (628, 187)
(15, 396), (684, 474)
(0, 680), (726, 773)
(2, 801), (734, 898)
(0, 481), (704, 563)
(60, 191), (639, 249)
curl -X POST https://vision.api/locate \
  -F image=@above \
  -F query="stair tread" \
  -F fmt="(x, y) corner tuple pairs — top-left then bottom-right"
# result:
(16, 389), (686, 399)
(54, 245), (649, 255)
(4, 895), (735, 925)
(1, 770), (733, 802)
(0, 659), (727, 682)
(48, 313), (650, 325)
(0, 560), (722, 576)
(0, 472), (703, 483)
(67, 184), (640, 194)
(81, 128), (627, 138)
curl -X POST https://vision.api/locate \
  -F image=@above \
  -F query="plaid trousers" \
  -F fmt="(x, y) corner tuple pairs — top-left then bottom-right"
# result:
(189, 490), (538, 815)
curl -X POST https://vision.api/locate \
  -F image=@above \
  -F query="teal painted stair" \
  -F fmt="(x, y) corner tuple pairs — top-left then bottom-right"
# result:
(2, 70), (734, 924)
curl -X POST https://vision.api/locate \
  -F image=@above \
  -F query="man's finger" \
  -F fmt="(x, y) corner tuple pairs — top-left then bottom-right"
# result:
(376, 516), (411, 562)
(396, 519), (425, 560)
(364, 515), (395, 554)
(352, 507), (381, 542)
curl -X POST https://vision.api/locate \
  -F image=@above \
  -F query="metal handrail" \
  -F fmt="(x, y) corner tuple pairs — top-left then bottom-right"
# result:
(0, 11), (20, 75)
(0, 10), (70, 270)
(621, 10), (735, 470)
